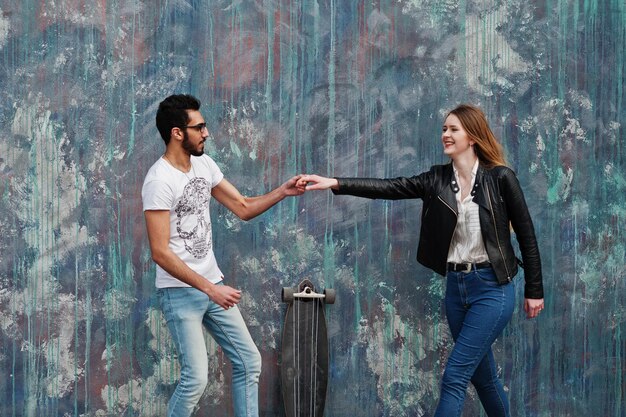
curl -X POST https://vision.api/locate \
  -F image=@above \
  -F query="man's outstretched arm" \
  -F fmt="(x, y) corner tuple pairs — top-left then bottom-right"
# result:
(211, 175), (305, 221)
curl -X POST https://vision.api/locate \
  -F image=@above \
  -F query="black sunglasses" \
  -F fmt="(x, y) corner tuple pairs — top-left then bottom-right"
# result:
(181, 123), (208, 132)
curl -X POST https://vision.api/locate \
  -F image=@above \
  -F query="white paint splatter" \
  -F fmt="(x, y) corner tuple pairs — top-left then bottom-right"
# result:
(104, 289), (137, 321)
(225, 106), (264, 160)
(518, 116), (537, 133)
(547, 166), (574, 204)
(8, 104), (94, 313)
(536, 133), (546, 152)
(604, 121), (621, 145)
(44, 294), (85, 398)
(568, 89), (593, 110)
(464, 6), (529, 96)
(363, 299), (430, 403)
(101, 379), (143, 414)
(0, 289), (24, 340)
(560, 117), (588, 145)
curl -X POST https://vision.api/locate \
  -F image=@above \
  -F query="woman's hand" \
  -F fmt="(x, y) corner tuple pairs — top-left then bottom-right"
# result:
(524, 298), (544, 319)
(297, 175), (339, 191)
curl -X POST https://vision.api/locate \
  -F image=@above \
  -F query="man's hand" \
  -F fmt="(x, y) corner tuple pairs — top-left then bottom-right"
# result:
(297, 174), (339, 191)
(206, 284), (242, 310)
(281, 175), (307, 196)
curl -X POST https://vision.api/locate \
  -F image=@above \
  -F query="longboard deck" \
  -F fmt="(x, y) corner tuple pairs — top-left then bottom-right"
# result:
(280, 280), (333, 417)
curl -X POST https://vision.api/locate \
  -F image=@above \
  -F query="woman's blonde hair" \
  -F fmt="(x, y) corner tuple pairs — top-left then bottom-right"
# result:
(447, 104), (507, 168)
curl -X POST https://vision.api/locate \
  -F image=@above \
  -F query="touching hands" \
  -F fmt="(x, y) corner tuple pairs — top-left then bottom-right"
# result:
(296, 174), (338, 191)
(282, 175), (308, 196)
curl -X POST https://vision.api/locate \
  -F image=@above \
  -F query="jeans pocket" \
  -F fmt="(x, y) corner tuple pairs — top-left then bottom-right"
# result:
(474, 268), (501, 287)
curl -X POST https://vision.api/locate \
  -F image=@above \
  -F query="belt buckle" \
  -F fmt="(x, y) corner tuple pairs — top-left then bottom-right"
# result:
(462, 263), (472, 273)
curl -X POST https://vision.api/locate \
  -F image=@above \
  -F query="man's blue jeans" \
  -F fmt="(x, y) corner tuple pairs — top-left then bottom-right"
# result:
(434, 267), (515, 417)
(158, 285), (262, 417)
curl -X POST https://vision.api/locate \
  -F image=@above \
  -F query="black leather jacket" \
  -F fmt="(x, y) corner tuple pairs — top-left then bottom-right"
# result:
(334, 163), (544, 299)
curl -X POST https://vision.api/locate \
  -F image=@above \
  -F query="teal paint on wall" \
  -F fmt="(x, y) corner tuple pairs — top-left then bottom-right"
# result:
(0, 0), (624, 416)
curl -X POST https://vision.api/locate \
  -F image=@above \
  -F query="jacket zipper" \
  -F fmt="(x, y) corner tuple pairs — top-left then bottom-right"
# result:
(485, 186), (511, 281)
(438, 195), (457, 216)
(438, 196), (458, 264)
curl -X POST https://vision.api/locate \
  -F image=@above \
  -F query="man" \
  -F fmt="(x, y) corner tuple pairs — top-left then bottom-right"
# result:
(142, 94), (304, 417)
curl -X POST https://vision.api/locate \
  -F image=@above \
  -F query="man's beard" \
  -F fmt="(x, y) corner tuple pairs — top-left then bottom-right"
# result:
(182, 131), (204, 157)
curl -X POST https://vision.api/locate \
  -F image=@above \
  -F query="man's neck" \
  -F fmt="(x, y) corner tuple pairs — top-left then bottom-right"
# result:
(163, 149), (192, 173)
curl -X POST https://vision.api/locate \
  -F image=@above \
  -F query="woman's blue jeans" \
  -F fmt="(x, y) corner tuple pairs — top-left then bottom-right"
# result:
(158, 286), (262, 417)
(434, 267), (515, 417)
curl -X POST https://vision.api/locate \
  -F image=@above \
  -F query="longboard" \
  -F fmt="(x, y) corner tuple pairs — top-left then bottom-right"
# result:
(280, 279), (336, 417)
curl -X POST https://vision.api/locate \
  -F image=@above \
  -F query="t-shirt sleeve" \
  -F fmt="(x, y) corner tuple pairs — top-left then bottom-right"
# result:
(142, 179), (175, 211)
(205, 156), (224, 188)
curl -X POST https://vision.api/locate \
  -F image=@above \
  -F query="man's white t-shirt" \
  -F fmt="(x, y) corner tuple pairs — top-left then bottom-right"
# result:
(142, 154), (224, 288)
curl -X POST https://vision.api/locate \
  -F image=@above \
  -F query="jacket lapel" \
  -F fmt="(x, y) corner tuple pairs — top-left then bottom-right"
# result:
(438, 164), (458, 214)
(472, 165), (491, 211)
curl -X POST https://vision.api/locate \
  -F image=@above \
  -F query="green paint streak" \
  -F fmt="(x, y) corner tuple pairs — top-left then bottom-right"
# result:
(128, 0), (137, 155)
(265, 0), (274, 121)
(327, 0), (336, 178)
(74, 255), (80, 416)
(208, 10), (215, 79)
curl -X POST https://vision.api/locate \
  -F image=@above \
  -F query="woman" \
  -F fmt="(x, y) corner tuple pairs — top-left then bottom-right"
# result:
(298, 104), (544, 417)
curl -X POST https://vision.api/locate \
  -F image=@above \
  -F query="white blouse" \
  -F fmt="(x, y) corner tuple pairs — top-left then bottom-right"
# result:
(446, 160), (490, 264)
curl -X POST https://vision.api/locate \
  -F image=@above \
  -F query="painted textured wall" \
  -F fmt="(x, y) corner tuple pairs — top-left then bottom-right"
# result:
(0, 0), (624, 416)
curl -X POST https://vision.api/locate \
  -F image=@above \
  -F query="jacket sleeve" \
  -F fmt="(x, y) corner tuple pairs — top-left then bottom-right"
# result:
(332, 173), (429, 200)
(500, 168), (544, 299)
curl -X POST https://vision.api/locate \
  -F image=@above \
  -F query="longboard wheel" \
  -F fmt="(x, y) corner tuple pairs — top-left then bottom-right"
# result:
(324, 288), (336, 304)
(282, 287), (294, 303)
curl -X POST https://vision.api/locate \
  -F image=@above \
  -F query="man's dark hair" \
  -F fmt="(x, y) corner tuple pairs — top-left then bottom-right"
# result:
(156, 94), (201, 144)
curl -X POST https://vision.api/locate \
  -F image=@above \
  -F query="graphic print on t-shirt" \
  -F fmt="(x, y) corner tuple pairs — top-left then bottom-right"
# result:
(175, 177), (212, 259)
